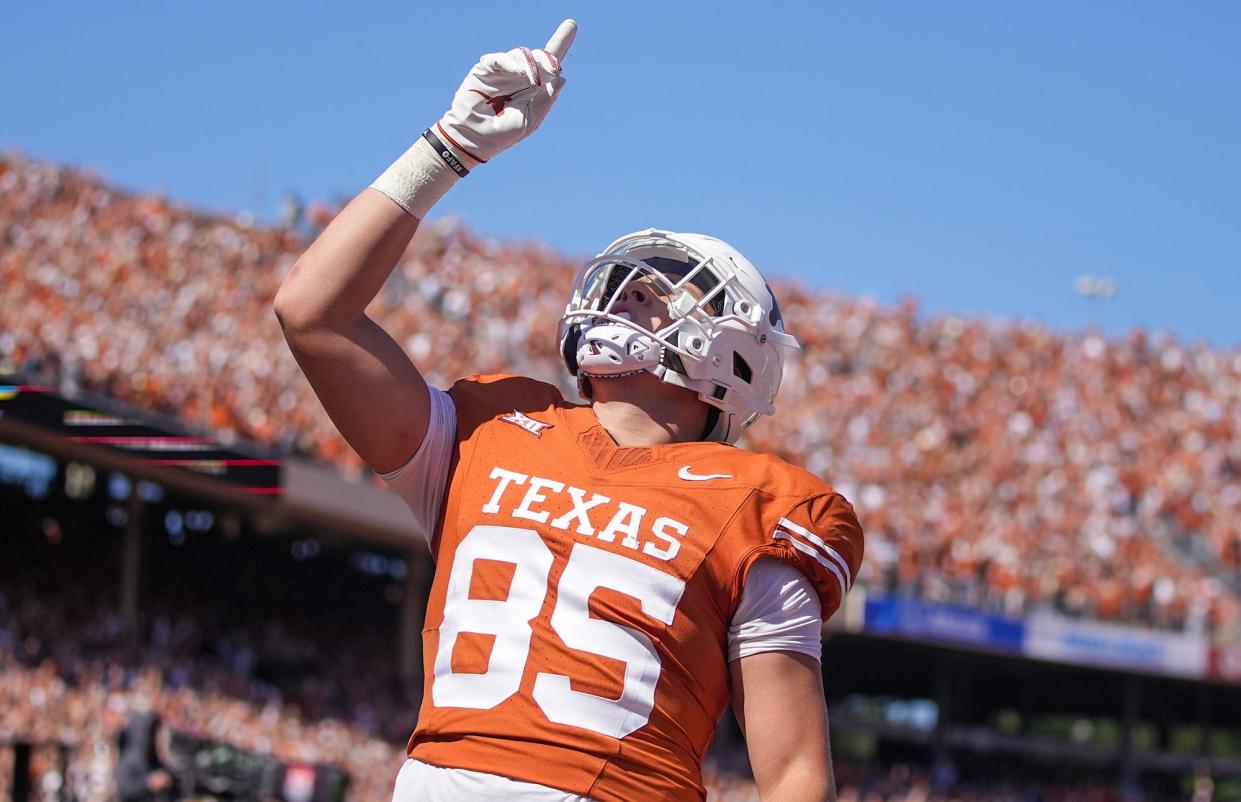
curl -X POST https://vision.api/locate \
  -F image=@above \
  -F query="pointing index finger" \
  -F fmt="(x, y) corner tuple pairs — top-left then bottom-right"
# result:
(545, 19), (577, 62)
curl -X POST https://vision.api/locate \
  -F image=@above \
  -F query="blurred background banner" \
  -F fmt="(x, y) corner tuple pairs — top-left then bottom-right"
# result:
(1023, 611), (1208, 679)
(863, 595), (1026, 654)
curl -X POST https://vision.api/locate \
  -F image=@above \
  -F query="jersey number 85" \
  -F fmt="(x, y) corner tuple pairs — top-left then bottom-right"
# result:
(433, 525), (687, 738)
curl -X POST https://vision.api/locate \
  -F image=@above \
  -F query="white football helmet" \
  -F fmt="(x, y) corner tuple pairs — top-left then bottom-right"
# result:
(558, 228), (799, 445)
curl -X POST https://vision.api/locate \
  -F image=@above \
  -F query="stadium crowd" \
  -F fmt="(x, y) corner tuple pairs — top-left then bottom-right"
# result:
(1, 478), (415, 801)
(0, 656), (1202, 802)
(3, 152), (1241, 797)
(0, 659), (1197, 802)
(4, 487), (1198, 802)
(4, 152), (1240, 639)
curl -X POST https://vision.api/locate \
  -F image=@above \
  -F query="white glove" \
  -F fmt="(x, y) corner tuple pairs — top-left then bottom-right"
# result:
(435, 18), (577, 167)
(371, 20), (576, 218)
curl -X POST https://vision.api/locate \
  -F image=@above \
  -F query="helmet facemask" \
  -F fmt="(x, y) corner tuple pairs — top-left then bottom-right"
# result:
(559, 230), (799, 445)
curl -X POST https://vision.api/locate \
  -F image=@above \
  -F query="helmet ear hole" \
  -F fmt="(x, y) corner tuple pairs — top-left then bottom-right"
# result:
(733, 354), (752, 383)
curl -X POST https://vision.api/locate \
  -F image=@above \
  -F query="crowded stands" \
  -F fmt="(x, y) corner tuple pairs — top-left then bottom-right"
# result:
(6, 478), (1184, 802)
(4, 152), (1239, 638)
(2, 151), (1240, 799)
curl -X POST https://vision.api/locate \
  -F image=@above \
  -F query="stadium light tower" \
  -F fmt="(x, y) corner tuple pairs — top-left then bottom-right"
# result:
(1075, 274), (1118, 331)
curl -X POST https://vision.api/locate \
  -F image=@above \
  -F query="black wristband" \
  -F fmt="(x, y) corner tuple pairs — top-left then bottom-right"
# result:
(422, 128), (470, 178)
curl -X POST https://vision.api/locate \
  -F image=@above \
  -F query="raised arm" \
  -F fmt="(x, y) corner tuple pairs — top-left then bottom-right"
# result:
(273, 193), (427, 473)
(730, 650), (836, 802)
(273, 20), (577, 474)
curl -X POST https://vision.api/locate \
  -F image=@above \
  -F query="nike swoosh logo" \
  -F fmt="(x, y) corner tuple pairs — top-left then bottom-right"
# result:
(678, 465), (732, 481)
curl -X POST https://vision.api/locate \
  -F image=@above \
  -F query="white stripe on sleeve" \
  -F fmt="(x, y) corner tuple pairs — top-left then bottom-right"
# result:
(772, 530), (849, 601)
(776, 517), (853, 589)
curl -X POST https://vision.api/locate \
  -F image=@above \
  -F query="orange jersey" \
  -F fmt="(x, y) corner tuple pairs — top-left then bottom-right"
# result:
(409, 374), (864, 802)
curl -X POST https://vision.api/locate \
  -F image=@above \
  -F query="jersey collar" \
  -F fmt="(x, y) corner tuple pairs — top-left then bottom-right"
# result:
(561, 403), (724, 475)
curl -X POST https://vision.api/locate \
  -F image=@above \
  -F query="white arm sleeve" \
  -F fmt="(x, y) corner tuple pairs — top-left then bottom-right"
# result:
(727, 557), (823, 662)
(377, 385), (456, 548)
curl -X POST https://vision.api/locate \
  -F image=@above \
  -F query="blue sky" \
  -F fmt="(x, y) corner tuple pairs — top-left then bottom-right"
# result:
(4, 2), (1239, 346)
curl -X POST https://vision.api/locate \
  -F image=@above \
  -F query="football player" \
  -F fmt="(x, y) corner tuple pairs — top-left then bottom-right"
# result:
(273, 20), (863, 802)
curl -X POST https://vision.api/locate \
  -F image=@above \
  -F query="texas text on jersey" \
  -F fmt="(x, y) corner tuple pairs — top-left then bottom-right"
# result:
(405, 373), (863, 802)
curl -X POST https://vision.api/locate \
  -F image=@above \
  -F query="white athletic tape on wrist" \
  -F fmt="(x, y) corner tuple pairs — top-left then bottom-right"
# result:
(369, 135), (478, 220)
